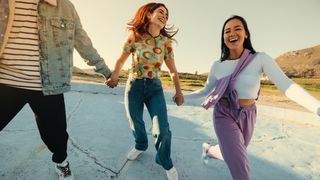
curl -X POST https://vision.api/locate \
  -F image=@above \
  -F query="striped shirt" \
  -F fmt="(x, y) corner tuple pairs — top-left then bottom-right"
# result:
(0, 0), (42, 91)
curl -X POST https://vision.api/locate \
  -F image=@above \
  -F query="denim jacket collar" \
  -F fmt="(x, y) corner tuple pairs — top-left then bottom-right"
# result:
(43, 0), (57, 6)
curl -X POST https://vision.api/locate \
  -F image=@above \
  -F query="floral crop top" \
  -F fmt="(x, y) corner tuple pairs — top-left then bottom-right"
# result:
(123, 32), (174, 79)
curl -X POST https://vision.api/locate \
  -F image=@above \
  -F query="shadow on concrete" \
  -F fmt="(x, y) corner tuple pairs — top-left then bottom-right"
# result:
(0, 82), (318, 180)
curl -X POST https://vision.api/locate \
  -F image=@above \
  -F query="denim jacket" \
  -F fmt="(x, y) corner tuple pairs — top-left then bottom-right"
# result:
(0, 0), (112, 95)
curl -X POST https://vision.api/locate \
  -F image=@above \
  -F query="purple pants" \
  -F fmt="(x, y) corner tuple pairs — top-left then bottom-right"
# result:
(214, 99), (257, 180)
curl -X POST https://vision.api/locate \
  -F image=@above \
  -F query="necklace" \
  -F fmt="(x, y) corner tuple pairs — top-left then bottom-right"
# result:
(228, 49), (245, 60)
(228, 56), (240, 60)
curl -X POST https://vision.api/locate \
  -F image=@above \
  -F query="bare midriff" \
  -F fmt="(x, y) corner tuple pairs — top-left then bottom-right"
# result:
(238, 99), (256, 106)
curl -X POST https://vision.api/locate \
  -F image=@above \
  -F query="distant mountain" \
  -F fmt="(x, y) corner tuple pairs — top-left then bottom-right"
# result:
(201, 45), (320, 78)
(275, 45), (320, 78)
(73, 45), (320, 80)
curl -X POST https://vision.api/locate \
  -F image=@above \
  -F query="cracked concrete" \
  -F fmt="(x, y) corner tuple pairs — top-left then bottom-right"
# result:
(0, 82), (319, 180)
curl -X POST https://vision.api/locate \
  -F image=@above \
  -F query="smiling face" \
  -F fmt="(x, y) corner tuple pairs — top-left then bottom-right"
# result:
(148, 6), (168, 29)
(223, 19), (248, 52)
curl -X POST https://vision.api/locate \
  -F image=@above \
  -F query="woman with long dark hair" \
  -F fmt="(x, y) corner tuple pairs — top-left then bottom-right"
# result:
(184, 15), (320, 180)
(107, 3), (183, 180)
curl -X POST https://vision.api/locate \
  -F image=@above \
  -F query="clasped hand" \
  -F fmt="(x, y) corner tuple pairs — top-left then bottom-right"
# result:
(172, 93), (184, 106)
(105, 78), (119, 88)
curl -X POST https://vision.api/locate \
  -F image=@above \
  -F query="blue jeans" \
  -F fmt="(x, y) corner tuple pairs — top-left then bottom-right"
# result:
(124, 77), (173, 170)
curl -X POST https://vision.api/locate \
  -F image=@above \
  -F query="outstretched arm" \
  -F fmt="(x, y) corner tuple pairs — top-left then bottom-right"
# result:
(73, 9), (112, 79)
(106, 31), (133, 87)
(183, 62), (218, 101)
(262, 53), (320, 116)
(106, 52), (130, 87)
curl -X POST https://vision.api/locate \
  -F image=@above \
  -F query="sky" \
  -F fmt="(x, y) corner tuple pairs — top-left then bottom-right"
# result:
(70, 0), (320, 74)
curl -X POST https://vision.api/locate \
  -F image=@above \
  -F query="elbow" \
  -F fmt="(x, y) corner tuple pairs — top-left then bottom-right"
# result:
(169, 71), (179, 79)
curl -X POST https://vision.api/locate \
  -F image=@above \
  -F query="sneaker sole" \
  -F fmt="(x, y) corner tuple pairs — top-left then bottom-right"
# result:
(201, 149), (209, 165)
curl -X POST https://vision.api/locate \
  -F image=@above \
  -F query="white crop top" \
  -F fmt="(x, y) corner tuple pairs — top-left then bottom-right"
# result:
(184, 52), (320, 115)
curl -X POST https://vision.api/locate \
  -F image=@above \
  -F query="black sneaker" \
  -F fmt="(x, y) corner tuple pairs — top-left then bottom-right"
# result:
(55, 161), (74, 180)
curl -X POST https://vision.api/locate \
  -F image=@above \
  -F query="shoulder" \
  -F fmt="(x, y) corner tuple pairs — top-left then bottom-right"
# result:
(163, 36), (174, 52)
(125, 30), (142, 43)
(253, 51), (274, 60)
(212, 59), (221, 66)
(163, 35), (173, 44)
(55, 0), (80, 18)
(58, 0), (75, 9)
(211, 59), (222, 70)
(252, 52), (282, 71)
(205, 60), (222, 77)
(254, 52), (275, 63)
(126, 30), (135, 39)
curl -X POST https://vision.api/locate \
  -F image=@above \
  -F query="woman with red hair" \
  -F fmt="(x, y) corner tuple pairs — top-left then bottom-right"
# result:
(107, 3), (183, 180)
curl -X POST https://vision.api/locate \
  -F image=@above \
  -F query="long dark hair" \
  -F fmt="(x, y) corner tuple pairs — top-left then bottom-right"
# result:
(220, 15), (256, 61)
(127, 2), (178, 39)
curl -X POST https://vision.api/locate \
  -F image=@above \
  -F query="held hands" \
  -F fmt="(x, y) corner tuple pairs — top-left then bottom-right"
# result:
(105, 76), (119, 88)
(172, 93), (184, 106)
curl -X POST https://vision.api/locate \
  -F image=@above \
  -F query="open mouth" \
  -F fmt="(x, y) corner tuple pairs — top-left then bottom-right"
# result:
(158, 17), (165, 24)
(229, 37), (238, 43)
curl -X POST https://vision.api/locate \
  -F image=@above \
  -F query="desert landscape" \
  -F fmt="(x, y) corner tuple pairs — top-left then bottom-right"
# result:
(72, 45), (320, 112)
(1, 45), (319, 180)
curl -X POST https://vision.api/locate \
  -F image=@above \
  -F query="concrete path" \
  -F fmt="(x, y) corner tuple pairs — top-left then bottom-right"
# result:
(1, 82), (319, 180)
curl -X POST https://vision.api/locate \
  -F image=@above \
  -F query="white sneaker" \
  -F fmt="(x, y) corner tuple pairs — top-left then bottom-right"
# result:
(201, 142), (210, 165)
(127, 148), (143, 160)
(166, 167), (178, 180)
(55, 161), (74, 180)
(202, 143), (224, 162)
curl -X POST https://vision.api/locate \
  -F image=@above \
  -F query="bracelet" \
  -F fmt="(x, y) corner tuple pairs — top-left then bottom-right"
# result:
(172, 93), (183, 102)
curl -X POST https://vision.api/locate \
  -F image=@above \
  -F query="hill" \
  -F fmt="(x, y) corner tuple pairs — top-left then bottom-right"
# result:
(72, 44), (320, 82)
(275, 45), (320, 78)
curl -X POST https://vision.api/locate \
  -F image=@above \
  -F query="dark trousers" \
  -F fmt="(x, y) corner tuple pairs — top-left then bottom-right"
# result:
(0, 84), (69, 163)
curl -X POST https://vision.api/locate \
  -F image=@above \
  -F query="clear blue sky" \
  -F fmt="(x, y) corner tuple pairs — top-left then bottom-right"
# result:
(70, 0), (320, 74)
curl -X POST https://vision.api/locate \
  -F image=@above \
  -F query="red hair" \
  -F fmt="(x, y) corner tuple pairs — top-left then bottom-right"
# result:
(127, 2), (178, 39)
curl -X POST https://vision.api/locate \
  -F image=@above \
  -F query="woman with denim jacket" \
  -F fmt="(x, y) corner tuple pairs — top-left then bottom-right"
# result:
(0, 0), (112, 179)
(184, 15), (320, 180)
(107, 3), (183, 180)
